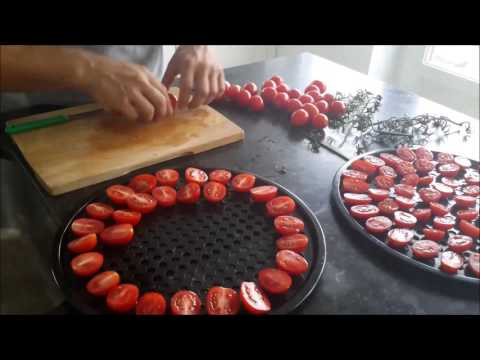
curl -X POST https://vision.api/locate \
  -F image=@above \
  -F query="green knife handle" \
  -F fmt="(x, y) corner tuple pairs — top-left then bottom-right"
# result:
(5, 114), (70, 135)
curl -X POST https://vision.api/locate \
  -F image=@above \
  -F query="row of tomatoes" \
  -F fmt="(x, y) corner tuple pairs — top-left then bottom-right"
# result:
(340, 146), (480, 277)
(66, 167), (311, 314)
(213, 75), (346, 129)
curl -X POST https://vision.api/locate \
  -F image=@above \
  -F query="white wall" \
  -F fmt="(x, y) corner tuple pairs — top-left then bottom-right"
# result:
(209, 46), (275, 69)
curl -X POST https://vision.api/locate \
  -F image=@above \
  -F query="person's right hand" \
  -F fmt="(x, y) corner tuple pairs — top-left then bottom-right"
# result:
(79, 54), (173, 122)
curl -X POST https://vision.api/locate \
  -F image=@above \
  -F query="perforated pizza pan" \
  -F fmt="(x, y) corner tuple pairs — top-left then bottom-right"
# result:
(52, 168), (327, 315)
(331, 148), (479, 286)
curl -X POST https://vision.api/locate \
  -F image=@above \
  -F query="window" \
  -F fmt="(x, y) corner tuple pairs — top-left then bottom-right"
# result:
(423, 45), (479, 83)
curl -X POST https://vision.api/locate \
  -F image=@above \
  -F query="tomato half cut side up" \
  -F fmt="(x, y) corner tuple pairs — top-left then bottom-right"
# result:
(71, 218), (105, 237)
(343, 177), (369, 193)
(375, 175), (395, 190)
(365, 216), (393, 234)
(185, 167), (209, 185)
(206, 287), (240, 315)
(203, 181), (227, 203)
(86, 271), (121, 297)
(447, 234), (474, 253)
(239, 282), (271, 315)
(412, 208), (432, 223)
(266, 196), (296, 217)
(457, 209), (478, 221)
(378, 199), (400, 216)
(351, 159), (377, 175)
(343, 193), (372, 205)
(170, 290), (202, 315)
(152, 186), (177, 207)
(136, 292), (167, 315)
(208, 169), (232, 185)
(412, 240), (440, 259)
(276, 233), (309, 253)
(258, 268), (293, 294)
(250, 186), (278, 203)
(177, 182), (201, 204)
(350, 205), (380, 220)
(468, 253), (480, 278)
(231, 173), (256, 192)
(155, 169), (180, 187)
(459, 220), (480, 238)
(70, 252), (104, 277)
(440, 251), (464, 274)
(67, 233), (98, 254)
(126, 193), (158, 214)
(106, 185), (135, 205)
(396, 145), (417, 162)
(106, 284), (139, 313)
(342, 169), (369, 181)
(368, 188), (389, 202)
(128, 174), (157, 193)
(387, 228), (414, 249)
(274, 215), (305, 235)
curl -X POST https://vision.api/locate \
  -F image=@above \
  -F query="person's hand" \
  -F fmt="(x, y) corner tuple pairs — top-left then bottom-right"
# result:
(162, 46), (225, 110)
(79, 54), (173, 122)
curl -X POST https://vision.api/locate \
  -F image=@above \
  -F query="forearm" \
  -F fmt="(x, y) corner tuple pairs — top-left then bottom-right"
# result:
(0, 45), (93, 92)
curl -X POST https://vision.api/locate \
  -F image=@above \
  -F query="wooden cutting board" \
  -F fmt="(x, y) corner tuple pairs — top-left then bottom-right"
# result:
(7, 94), (244, 196)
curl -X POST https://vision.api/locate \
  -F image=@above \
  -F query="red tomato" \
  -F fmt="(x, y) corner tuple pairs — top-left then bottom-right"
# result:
(396, 145), (416, 162)
(136, 292), (167, 315)
(298, 94), (314, 104)
(276, 233), (309, 253)
(423, 228), (446, 241)
(261, 86), (278, 103)
(343, 177), (369, 193)
(430, 202), (449, 216)
(419, 188), (442, 203)
(454, 156), (471, 169)
(412, 208), (432, 222)
(231, 173), (256, 192)
(462, 185), (479, 196)
(170, 290), (202, 315)
(457, 209), (479, 221)
(226, 84), (241, 99)
(433, 216), (456, 230)
(100, 223), (134, 246)
(448, 234), (473, 253)
(249, 95), (265, 112)
(112, 210), (142, 226)
(286, 98), (303, 113)
(454, 195), (477, 208)
(351, 159), (377, 175)
(155, 169), (179, 187)
(243, 82), (258, 95)
(177, 183), (201, 204)
(185, 167), (208, 185)
(206, 287), (240, 315)
(106, 284), (139, 313)
(258, 268), (293, 294)
(250, 185), (278, 202)
(71, 218), (105, 237)
(440, 251), (464, 274)
(276, 83), (290, 93)
(290, 109), (310, 127)
(441, 177), (462, 188)
(378, 198), (400, 216)
(394, 211), (417, 228)
(168, 93), (177, 108)
(262, 80), (276, 89)
(365, 216), (393, 233)
(396, 161), (417, 177)
(432, 183), (454, 199)
(288, 88), (302, 99)
(368, 188), (389, 202)
(209, 170), (232, 185)
(412, 240), (440, 259)
(350, 204), (380, 220)
(438, 163), (461, 178)
(395, 196), (416, 210)
(437, 152), (454, 164)
(418, 176), (434, 185)
(394, 184), (415, 198)
(459, 220), (480, 238)
(276, 250), (309, 275)
(86, 271), (120, 297)
(343, 169), (368, 181)
(468, 253), (480, 277)
(274, 215), (305, 235)
(266, 196), (296, 217)
(364, 155), (386, 169)
(220, 81), (230, 99)
(304, 84), (320, 93)
(375, 175), (395, 190)
(70, 252), (104, 277)
(343, 193), (372, 205)
(126, 193), (157, 214)
(152, 186), (177, 207)
(67, 233), (97, 254)
(303, 103), (319, 118)
(380, 153), (403, 167)
(311, 113), (329, 129)
(273, 92), (290, 108)
(322, 93), (335, 104)
(310, 80), (327, 93)
(387, 228), (414, 249)
(415, 158), (434, 174)
(86, 202), (114, 221)
(106, 185), (135, 205)
(329, 100), (346, 117)
(236, 89), (252, 107)
(379, 165), (397, 179)
(315, 100), (329, 113)
(203, 181), (227, 203)
(401, 174), (420, 187)
(306, 91), (323, 102)
(240, 282), (271, 315)
(465, 171), (480, 185)
(129, 174), (157, 193)
(270, 75), (283, 86)
(415, 147), (434, 161)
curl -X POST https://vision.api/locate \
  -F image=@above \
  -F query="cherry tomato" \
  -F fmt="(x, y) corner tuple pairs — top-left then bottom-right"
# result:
(219, 81), (230, 100)
(86, 271), (120, 297)
(433, 216), (456, 230)
(106, 185), (135, 205)
(418, 176), (435, 185)
(276, 250), (309, 275)
(322, 93), (335, 104)
(310, 80), (327, 93)
(288, 88), (302, 99)
(274, 215), (305, 235)
(240, 282), (271, 315)
(454, 156), (471, 169)
(465, 171), (480, 185)
(286, 98), (303, 113)
(401, 173), (420, 187)
(379, 165), (397, 179)
(419, 188), (442, 203)
(448, 234), (474, 253)
(209, 169), (232, 185)
(112, 210), (142, 226)
(396, 145), (416, 162)
(343, 177), (369, 193)
(315, 100), (329, 113)
(387, 228), (414, 249)
(351, 159), (377, 175)
(459, 219), (480, 238)
(291, 109), (310, 127)
(86, 202), (114, 221)
(394, 184), (415, 198)
(298, 94), (314, 104)
(438, 163), (461, 178)
(303, 103), (319, 118)
(454, 195), (477, 209)
(378, 198), (400, 216)
(177, 182), (201, 204)
(155, 169), (179, 187)
(304, 84), (320, 93)
(67, 233), (97, 254)
(432, 183), (454, 199)
(462, 185), (479, 196)
(206, 287), (240, 315)
(258, 268), (292, 294)
(152, 186), (177, 207)
(394, 211), (417, 228)
(412, 240), (440, 259)
(276, 233), (309, 253)
(343, 169), (368, 181)
(170, 290), (202, 315)
(185, 167), (208, 185)
(129, 174), (157, 193)
(437, 152), (454, 164)
(375, 175), (395, 190)
(273, 92), (290, 108)
(368, 188), (389, 202)
(226, 84), (241, 99)
(305, 91), (322, 103)
(440, 251), (464, 274)
(441, 177), (462, 188)
(311, 113), (329, 129)
(106, 284), (139, 313)
(203, 181), (227, 203)
(430, 202), (449, 216)
(236, 89), (252, 107)
(250, 185), (278, 203)
(276, 83), (290, 93)
(126, 193), (157, 214)
(395, 196), (416, 210)
(249, 95), (265, 112)
(70, 252), (104, 277)
(243, 82), (258, 95)
(71, 218), (105, 237)
(364, 155), (386, 170)
(100, 223), (134, 246)
(136, 292), (167, 315)
(365, 216), (393, 233)
(329, 100), (346, 117)
(262, 80), (276, 89)
(396, 161), (417, 177)
(343, 193), (372, 205)
(380, 153), (403, 167)
(468, 253), (480, 277)
(457, 209), (479, 221)
(270, 75), (283, 86)
(261, 86), (278, 103)
(231, 173), (256, 192)
(415, 147), (433, 161)
(412, 208), (432, 222)
(266, 196), (296, 217)
(350, 204), (380, 219)
(168, 93), (177, 108)
(423, 228), (445, 241)
(415, 158), (434, 174)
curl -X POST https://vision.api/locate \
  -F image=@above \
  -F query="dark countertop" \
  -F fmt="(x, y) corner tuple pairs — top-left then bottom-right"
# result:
(2, 52), (479, 314)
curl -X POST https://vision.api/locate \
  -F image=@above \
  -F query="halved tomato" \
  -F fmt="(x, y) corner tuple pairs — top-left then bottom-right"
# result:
(415, 147), (433, 161)
(203, 181), (227, 203)
(387, 228), (414, 249)
(250, 186), (278, 203)
(100, 223), (134, 246)
(380, 153), (403, 167)
(364, 155), (386, 169)
(350, 204), (380, 220)
(440, 251), (464, 274)
(375, 175), (395, 190)
(208, 169), (232, 185)
(71, 218), (105, 237)
(401, 173), (420, 187)
(457, 209), (479, 221)
(152, 186), (177, 207)
(67, 233), (97, 254)
(378, 198), (400, 216)
(129, 174), (157, 193)
(365, 216), (393, 233)
(459, 220), (479, 238)
(86, 271), (121, 297)
(155, 169), (179, 187)
(465, 171), (479, 185)
(106, 284), (139, 313)
(70, 252), (104, 277)
(430, 202), (449, 216)
(395, 196), (416, 210)
(394, 184), (415, 198)
(274, 215), (305, 235)
(433, 216), (456, 230)
(239, 282), (271, 315)
(412, 208), (432, 222)
(343, 177), (369, 193)
(396, 145), (416, 162)
(394, 211), (417, 228)
(418, 176), (434, 186)
(276, 233), (309, 253)
(468, 253), (480, 277)
(415, 158), (434, 174)
(177, 182), (201, 204)
(206, 287), (240, 315)
(266, 196), (296, 217)
(170, 290), (202, 315)
(412, 240), (440, 259)
(343, 169), (369, 181)
(438, 163), (461, 178)
(136, 292), (167, 315)
(462, 185), (480, 196)
(126, 193), (158, 214)
(351, 159), (377, 175)
(86, 202), (114, 220)
(379, 166), (397, 179)
(448, 234), (473, 253)
(112, 210), (142, 226)
(437, 152), (454, 164)
(258, 268), (293, 294)
(106, 185), (135, 205)
(396, 161), (417, 177)
(454, 195), (477, 209)
(276, 250), (309, 275)
(185, 167), (208, 185)
(423, 228), (445, 241)
(419, 188), (442, 203)
(231, 173), (256, 192)
(343, 193), (372, 205)
(367, 188), (389, 202)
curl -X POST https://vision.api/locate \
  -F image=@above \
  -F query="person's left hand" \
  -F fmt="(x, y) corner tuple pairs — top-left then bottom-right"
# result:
(162, 46), (225, 110)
